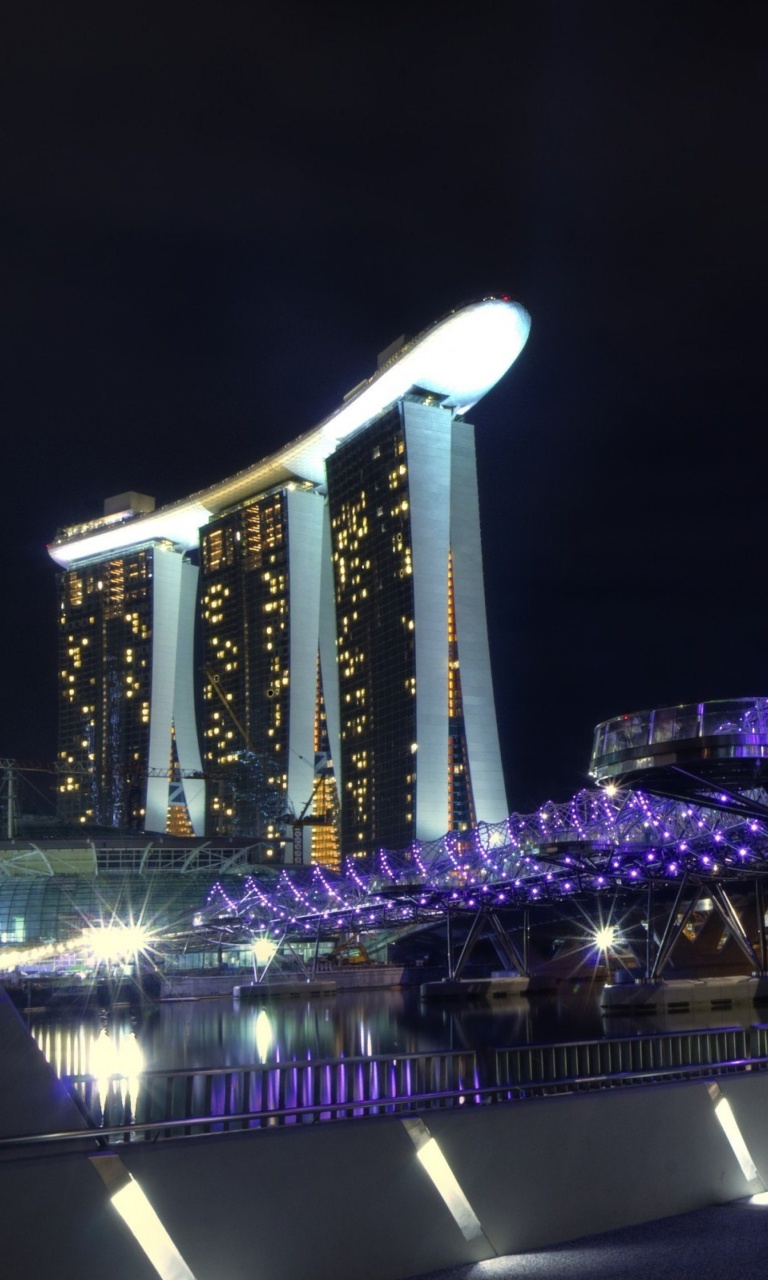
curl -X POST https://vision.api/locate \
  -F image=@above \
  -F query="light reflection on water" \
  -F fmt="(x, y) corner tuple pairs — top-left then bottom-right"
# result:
(28, 984), (757, 1079)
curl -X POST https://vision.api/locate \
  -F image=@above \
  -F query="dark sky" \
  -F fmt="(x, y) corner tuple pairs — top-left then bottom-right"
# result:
(2, 2), (767, 813)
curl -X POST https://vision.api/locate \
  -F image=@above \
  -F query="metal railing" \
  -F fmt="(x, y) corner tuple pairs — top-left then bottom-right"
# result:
(63, 1047), (479, 1140)
(35, 1024), (768, 1147)
(491, 1025), (768, 1099)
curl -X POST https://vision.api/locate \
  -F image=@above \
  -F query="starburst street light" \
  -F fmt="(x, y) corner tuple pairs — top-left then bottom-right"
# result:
(83, 921), (153, 967)
(593, 924), (617, 951)
(252, 936), (278, 966)
(0, 917), (159, 981)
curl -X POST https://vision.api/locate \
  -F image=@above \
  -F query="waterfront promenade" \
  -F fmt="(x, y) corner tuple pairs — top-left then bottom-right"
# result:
(4, 978), (768, 1279)
(416, 1200), (768, 1280)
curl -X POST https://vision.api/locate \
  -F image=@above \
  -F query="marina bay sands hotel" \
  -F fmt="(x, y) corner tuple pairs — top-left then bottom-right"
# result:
(48, 299), (531, 865)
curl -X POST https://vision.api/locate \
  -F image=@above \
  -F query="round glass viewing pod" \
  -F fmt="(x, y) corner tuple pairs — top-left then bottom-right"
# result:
(590, 698), (768, 806)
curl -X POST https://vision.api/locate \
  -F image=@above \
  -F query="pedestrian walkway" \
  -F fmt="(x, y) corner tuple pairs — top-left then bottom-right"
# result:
(412, 1199), (768, 1280)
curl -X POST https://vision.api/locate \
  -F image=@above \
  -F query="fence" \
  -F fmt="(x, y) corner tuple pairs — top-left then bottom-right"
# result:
(491, 1025), (768, 1099)
(50, 1024), (768, 1146)
(65, 1047), (479, 1139)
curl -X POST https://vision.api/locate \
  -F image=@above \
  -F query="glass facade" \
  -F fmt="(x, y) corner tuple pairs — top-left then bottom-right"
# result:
(53, 392), (505, 860)
(165, 729), (195, 837)
(448, 554), (476, 832)
(49, 301), (522, 858)
(200, 490), (292, 844)
(0, 874), (220, 947)
(326, 405), (417, 856)
(590, 697), (768, 784)
(57, 547), (155, 829)
(199, 487), (342, 868)
(311, 658), (341, 871)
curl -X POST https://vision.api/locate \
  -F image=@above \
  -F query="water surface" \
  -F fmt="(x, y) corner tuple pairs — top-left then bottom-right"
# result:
(27, 981), (753, 1080)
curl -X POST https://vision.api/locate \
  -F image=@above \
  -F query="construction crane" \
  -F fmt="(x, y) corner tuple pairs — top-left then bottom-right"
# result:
(203, 667), (252, 752)
(0, 759), (66, 840)
(204, 667), (337, 864)
(4, 668), (337, 857)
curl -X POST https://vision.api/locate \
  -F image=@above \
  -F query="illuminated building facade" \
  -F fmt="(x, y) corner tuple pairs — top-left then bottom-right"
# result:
(199, 483), (334, 863)
(326, 396), (506, 854)
(56, 496), (205, 836)
(57, 542), (153, 830)
(50, 300), (531, 860)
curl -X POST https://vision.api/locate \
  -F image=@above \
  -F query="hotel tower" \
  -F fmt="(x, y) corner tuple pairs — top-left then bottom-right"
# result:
(49, 299), (531, 865)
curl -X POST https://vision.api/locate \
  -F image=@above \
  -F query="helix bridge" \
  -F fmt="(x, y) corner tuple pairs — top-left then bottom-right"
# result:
(198, 697), (768, 969)
(5, 697), (768, 978)
(198, 784), (768, 950)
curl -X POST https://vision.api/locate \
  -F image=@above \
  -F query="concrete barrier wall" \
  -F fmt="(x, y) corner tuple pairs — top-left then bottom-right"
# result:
(0, 988), (88, 1140)
(5, 997), (768, 1280)
(117, 1072), (768, 1280)
(0, 991), (154, 1278)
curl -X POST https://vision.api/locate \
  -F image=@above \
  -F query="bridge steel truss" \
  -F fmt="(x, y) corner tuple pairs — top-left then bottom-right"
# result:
(198, 786), (768, 979)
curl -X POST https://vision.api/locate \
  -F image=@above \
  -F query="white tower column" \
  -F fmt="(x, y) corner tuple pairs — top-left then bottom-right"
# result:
(145, 547), (182, 832)
(450, 421), (508, 822)
(286, 488), (326, 861)
(145, 546), (207, 835)
(403, 399), (452, 842)
(174, 558), (206, 834)
(319, 501), (342, 796)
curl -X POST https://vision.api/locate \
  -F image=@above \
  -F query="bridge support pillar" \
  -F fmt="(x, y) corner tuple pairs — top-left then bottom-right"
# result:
(710, 882), (762, 973)
(645, 883), (653, 980)
(756, 878), (767, 977)
(451, 907), (527, 980)
(452, 908), (487, 980)
(649, 873), (698, 981)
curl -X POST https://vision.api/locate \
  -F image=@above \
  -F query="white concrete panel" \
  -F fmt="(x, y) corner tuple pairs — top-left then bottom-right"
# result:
(427, 1076), (762, 1256)
(450, 421), (508, 822)
(0, 989), (92, 1139)
(121, 1111), (488, 1280)
(174, 558), (206, 835)
(113, 1073), (768, 1280)
(404, 400), (451, 841)
(319, 502), (342, 798)
(286, 489), (325, 859)
(146, 547), (182, 833)
(9, 1013), (768, 1280)
(0, 1156), (159, 1280)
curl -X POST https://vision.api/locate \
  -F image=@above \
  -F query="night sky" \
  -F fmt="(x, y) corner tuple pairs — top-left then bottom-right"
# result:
(3, 3), (767, 815)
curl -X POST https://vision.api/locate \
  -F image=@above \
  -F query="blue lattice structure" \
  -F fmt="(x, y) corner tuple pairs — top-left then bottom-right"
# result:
(200, 783), (768, 947)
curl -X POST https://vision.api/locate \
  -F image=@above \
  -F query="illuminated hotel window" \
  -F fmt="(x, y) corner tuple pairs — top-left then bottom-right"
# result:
(56, 548), (154, 830)
(447, 553), (476, 831)
(326, 405), (416, 857)
(200, 490), (292, 839)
